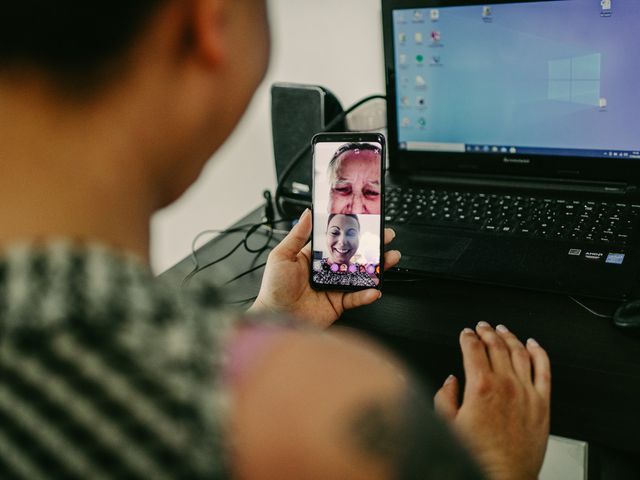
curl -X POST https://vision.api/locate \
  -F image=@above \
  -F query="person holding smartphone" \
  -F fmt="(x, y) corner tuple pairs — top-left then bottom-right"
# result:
(0, 1), (551, 480)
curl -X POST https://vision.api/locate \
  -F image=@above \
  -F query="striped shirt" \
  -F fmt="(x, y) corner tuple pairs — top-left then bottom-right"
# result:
(0, 240), (249, 479)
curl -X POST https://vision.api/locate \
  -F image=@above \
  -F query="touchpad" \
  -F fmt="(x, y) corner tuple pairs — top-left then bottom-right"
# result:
(391, 229), (471, 273)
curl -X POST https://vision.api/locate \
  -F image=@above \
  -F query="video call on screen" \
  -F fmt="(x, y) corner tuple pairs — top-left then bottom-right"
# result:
(312, 141), (382, 288)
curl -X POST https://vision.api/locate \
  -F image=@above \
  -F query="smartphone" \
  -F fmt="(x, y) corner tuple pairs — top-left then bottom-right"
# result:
(310, 132), (385, 291)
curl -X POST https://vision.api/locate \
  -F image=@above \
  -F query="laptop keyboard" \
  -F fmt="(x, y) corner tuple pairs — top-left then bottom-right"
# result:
(386, 186), (639, 246)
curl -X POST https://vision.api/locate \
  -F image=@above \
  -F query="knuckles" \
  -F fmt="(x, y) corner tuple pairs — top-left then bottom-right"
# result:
(512, 346), (531, 365)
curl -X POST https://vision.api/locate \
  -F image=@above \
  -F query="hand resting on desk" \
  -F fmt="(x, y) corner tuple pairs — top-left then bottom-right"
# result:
(250, 208), (402, 328)
(435, 323), (551, 480)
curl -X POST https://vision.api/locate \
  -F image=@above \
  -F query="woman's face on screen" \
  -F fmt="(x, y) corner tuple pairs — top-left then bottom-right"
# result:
(326, 214), (360, 265)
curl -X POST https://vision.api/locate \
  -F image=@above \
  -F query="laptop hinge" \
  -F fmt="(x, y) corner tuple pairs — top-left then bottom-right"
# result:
(405, 173), (635, 196)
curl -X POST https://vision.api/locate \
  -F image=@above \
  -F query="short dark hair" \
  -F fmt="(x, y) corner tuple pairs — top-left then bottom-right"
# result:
(0, 1), (169, 95)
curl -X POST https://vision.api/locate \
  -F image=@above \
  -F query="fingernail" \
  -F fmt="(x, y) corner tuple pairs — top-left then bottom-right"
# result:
(477, 321), (490, 329)
(527, 338), (540, 347)
(299, 208), (310, 220)
(461, 328), (475, 336)
(444, 374), (456, 385)
(377, 290), (383, 299)
(393, 250), (401, 259)
(389, 228), (396, 239)
(496, 324), (509, 333)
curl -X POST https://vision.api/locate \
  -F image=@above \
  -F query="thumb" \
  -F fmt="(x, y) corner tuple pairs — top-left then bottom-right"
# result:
(434, 375), (460, 422)
(271, 209), (312, 259)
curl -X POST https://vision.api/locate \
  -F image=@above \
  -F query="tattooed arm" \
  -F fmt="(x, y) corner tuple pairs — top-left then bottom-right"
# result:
(228, 325), (549, 480)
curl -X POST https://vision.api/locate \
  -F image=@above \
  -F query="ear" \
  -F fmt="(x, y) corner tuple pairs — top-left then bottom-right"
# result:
(191, 0), (228, 67)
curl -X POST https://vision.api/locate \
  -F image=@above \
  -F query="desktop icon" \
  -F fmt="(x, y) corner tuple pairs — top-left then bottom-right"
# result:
(482, 5), (493, 23)
(415, 32), (424, 43)
(348, 264), (358, 273)
(313, 260), (322, 271)
(330, 263), (339, 272)
(417, 96), (426, 108)
(601, 0), (612, 16)
(398, 32), (407, 43)
(491, 146), (499, 152)
(509, 147), (517, 154)
(500, 147), (508, 153)
(366, 264), (376, 274)
(430, 9), (440, 21)
(413, 10), (424, 22)
(431, 31), (441, 43)
(399, 53), (407, 65)
(401, 96), (410, 107)
(418, 117), (427, 128)
(416, 54), (425, 64)
(599, 97), (608, 109)
(430, 55), (441, 65)
(401, 117), (411, 127)
(339, 264), (348, 273)
(415, 75), (427, 87)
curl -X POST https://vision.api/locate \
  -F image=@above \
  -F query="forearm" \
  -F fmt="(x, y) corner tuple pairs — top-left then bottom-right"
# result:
(229, 328), (484, 480)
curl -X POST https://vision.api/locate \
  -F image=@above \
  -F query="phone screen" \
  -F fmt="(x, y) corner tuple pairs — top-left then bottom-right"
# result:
(310, 133), (385, 291)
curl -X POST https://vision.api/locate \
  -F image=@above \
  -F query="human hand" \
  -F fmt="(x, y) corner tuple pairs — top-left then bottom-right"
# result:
(250, 209), (401, 328)
(434, 323), (551, 480)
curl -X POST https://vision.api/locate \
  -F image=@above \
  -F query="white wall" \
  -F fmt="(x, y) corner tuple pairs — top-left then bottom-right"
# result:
(150, 0), (385, 273)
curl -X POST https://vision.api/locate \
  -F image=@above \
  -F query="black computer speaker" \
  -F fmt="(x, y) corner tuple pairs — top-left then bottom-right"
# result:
(271, 83), (345, 216)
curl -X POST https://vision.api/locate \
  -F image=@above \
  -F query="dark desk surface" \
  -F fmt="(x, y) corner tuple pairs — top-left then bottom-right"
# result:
(162, 207), (640, 454)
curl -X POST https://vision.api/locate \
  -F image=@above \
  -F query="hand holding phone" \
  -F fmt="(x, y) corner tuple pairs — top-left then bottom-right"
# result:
(310, 133), (385, 291)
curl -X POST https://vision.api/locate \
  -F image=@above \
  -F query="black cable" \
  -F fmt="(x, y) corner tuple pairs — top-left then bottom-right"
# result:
(275, 93), (387, 219)
(223, 262), (268, 286)
(182, 218), (290, 288)
(568, 296), (614, 319)
(225, 296), (258, 306)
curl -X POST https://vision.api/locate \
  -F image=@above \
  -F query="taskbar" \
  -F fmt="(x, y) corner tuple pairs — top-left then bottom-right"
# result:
(399, 141), (640, 159)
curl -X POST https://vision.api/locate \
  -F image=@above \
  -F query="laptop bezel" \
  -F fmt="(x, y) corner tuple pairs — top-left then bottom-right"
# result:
(382, 0), (640, 185)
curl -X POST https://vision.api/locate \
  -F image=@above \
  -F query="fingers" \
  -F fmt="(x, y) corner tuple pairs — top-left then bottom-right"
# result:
(271, 209), (312, 259)
(459, 328), (491, 387)
(341, 289), (382, 311)
(465, 324), (550, 401)
(384, 228), (396, 245)
(434, 375), (460, 422)
(383, 250), (401, 270)
(527, 339), (551, 401)
(475, 322), (513, 375)
(495, 324), (532, 384)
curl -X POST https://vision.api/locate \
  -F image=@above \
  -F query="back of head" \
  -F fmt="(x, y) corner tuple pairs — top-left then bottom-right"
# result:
(0, 1), (168, 96)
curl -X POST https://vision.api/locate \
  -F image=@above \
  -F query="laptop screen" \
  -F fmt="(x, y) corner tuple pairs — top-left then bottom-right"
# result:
(388, 0), (640, 163)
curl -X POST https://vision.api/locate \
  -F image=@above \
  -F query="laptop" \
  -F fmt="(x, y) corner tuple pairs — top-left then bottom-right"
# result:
(381, 0), (640, 300)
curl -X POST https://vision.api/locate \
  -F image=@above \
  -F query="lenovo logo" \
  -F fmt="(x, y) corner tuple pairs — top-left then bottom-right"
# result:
(503, 157), (531, 165)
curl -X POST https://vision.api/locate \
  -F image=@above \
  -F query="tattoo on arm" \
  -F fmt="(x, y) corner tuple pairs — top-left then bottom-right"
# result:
(348, 382), (485, 480)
